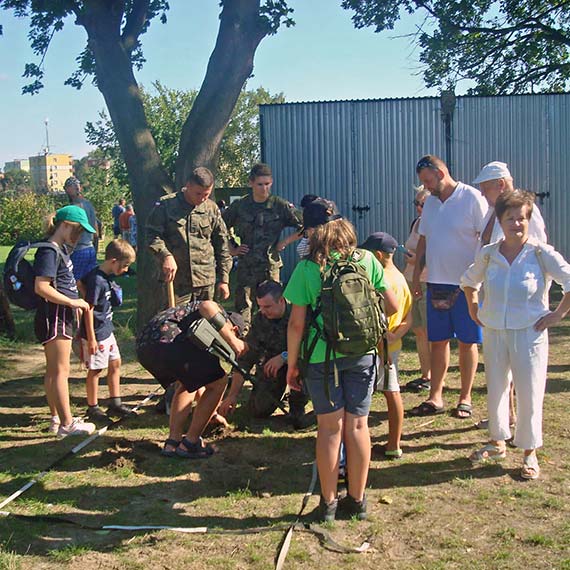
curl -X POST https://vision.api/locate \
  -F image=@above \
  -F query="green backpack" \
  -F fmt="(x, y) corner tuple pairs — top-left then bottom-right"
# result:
(303, 249), (388, 394)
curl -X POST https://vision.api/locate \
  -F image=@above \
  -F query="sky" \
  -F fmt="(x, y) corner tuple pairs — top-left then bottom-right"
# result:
(0, 0), (442, 170)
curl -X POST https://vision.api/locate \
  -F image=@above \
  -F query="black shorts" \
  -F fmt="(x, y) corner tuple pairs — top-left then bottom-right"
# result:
(137, 338), (226, 393)
(34, 302), (76, 344)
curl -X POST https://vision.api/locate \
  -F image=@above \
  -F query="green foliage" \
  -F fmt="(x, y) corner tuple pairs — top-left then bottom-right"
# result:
(47, 545), (91, 562)
(2, 0), (171, 95)
(0, 191), (64, 244)
(86, 83), (285, 188)
(73, 152), (129, 232)
(342, 0), (570, 94)
(1, 170), (32, 193)
(4, 1), (294, 95)
(0, 546), (22, 570)
(218, 87), (285, 186)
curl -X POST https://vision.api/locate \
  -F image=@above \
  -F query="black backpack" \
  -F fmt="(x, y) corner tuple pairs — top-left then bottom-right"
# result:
(3, 241), (61, 310)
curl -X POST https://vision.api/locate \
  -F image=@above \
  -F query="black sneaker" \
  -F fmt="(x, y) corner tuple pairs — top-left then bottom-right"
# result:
(404, 377), (431, 392)
(319, 496), (338, 523)
(107, 402), (135, 417)
(338, 493), (367, 521)
(86, 405), (109, 422)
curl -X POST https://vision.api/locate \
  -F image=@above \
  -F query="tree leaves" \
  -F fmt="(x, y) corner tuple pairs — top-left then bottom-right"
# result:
(85, 82), (285, 188)
(342, 0), (570, 94)
(3, 0), (170, 94)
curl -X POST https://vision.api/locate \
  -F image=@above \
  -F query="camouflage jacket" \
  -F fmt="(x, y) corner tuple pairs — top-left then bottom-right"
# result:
(238, 303), (291, 371)
(146, 192), (232, 291)
(222, 194), (302, 273)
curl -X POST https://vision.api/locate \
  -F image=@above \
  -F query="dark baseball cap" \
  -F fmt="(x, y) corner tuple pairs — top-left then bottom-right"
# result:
(302, 198), (342, 229)
(64, 176), (81, 189)
(360, 232), (398, 254)
(227, 311), (246, 337)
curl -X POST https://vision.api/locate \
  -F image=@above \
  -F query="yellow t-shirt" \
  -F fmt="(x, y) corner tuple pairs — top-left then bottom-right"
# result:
(383, 264), (412, 353)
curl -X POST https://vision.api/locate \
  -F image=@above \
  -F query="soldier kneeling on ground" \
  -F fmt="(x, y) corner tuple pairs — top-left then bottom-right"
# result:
(218, 280), (314, 429)
(137, 300), (245, 458)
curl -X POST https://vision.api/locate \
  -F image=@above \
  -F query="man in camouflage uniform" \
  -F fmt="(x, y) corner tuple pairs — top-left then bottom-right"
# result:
(218, 280), (311, 428)
(146, 167), (232, 303)
(222, 163), (302, 327)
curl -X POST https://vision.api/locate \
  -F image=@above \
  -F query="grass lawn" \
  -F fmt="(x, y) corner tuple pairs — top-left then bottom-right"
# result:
(1, 245), (569, 569)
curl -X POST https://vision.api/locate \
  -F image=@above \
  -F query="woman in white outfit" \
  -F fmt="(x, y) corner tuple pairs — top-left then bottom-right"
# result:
(461, 190), (570, 480)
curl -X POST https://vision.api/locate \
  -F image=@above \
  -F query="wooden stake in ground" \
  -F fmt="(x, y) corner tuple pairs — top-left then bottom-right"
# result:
(167, 280), (176, 309)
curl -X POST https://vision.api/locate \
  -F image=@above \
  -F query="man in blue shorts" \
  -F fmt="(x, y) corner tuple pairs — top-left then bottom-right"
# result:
(410, 155), (488, 419)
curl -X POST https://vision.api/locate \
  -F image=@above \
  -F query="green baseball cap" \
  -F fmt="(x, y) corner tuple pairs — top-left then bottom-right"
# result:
(55, 205), (96, 234)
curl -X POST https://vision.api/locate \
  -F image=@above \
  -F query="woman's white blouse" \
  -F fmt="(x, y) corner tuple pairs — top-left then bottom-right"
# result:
(460, 238), (570, 330)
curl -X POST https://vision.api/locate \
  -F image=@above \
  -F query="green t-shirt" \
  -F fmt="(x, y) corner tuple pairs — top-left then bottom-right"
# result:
(283, 249), (388, 364)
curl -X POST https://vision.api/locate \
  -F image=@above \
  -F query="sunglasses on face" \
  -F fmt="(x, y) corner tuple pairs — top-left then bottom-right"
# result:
(413, 200), (424, 207)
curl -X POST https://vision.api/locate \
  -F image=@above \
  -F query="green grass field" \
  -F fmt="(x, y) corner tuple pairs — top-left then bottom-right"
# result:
(1, 246), (569, 570)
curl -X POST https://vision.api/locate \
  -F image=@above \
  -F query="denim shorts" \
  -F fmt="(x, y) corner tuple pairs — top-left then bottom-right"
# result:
(304, 354), (377, 416)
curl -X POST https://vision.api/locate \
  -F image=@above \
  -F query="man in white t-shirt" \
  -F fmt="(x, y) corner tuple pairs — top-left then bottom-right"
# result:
(411, 155), (488, 419)
(473, 161), (547, 246)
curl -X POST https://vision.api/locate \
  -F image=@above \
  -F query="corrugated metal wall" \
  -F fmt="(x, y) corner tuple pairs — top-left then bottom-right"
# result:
(260, 94), (570, 279)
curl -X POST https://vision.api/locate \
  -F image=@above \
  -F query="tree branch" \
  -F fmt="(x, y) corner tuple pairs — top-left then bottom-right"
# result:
(121, 0), (150, 53)
(417, 0), (570, 46)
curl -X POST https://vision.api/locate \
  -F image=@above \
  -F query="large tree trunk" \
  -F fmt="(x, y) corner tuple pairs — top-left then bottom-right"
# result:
(79, 0), (273, 328)
(175, 0), (270, 186)
(80, 0), (174, 328)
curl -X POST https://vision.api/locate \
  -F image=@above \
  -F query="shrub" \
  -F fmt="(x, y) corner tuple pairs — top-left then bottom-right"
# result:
(0, 191), (65, 244)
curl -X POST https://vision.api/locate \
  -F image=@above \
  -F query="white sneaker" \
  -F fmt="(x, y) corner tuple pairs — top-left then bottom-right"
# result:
(57, 417), (96, 438)
(48, 416), (61, 434)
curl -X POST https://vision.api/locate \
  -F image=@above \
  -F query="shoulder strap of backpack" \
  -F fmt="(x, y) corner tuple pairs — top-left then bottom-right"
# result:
(34, 241), (63, 290)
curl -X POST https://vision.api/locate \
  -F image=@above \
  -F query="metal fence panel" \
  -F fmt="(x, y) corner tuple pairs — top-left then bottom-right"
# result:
(260, 93), (570, 280)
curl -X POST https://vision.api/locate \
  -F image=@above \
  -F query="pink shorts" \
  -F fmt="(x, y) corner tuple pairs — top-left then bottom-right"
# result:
(81, 333), (121, 370)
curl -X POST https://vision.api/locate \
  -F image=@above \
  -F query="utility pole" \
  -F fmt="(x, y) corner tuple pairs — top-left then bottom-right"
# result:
(44, 117), (50, 154)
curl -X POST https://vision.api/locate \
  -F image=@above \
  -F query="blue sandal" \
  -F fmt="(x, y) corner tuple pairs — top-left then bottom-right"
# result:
(175, 437), (216, 459)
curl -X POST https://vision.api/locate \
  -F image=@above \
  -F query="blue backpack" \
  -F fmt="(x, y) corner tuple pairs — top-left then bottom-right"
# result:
(3, 241), (61, 310)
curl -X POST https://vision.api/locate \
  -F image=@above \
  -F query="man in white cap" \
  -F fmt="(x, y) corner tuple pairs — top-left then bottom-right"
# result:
(473, 161), (547, 246)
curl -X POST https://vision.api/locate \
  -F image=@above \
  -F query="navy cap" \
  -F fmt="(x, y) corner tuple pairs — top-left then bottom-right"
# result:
(227, 311), (246, 337)
(360, 232), (398, 254)
(302, 198), (342, 229)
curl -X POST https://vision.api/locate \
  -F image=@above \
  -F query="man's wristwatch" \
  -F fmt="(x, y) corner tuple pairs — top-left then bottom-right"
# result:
(281, 351), (288, 363)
